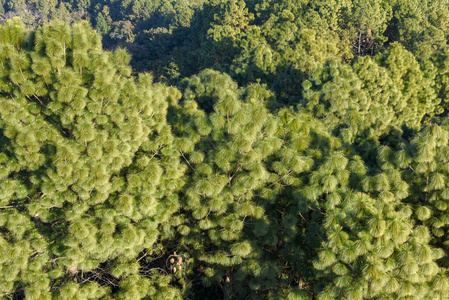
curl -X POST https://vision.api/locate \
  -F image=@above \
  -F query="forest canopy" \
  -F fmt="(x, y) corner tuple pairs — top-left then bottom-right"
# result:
(2, 0), (449, 299)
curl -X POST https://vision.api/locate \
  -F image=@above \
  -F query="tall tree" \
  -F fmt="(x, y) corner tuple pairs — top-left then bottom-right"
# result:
(0, 19), (184, 299)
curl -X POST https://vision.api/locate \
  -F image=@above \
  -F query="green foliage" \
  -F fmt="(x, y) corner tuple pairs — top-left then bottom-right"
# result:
(2, 1), (449, 299)
(0, 20), (184, 299)
(302, 43), (439, 139)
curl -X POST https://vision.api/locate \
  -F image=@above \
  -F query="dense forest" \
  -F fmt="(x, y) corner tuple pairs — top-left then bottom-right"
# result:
(2, 0), (449, 299)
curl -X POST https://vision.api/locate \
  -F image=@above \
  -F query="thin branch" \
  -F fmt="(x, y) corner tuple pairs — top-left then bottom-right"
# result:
(208, 137), (217, 150)
(137, 252), (149, 263)
(269, 169), (292, 187)
(229, 163), (241, 186)
(0, 205), (15, 209)
(180, 150), (196, 173)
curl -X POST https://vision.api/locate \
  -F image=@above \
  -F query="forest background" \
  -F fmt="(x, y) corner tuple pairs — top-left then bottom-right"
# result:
(2, 0), (449, 299)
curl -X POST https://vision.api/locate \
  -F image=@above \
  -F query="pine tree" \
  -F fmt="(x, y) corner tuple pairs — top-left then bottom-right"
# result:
(0, 20), (185, 298)
(3, 2), (449, 299)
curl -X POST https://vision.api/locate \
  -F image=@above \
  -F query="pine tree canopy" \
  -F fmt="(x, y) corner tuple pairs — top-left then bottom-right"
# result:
(3, 1), (449, 299)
